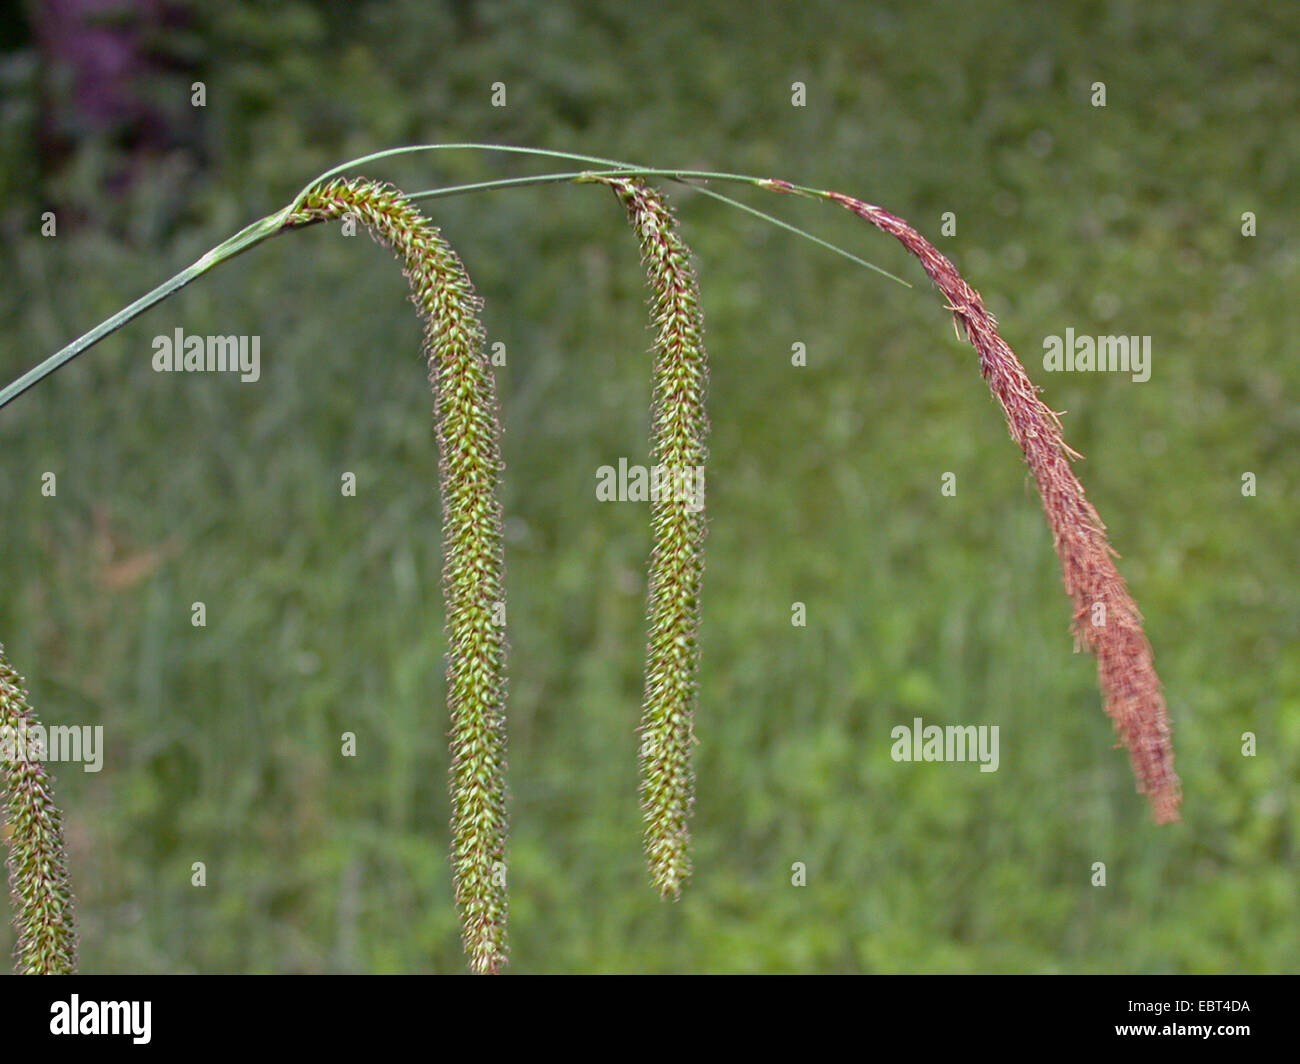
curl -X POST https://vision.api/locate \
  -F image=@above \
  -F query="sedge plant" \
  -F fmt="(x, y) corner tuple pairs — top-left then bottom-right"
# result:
(0, 144), (1180, 974)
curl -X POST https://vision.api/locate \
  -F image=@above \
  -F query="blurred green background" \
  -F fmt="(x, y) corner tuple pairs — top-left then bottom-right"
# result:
(0, 0), (1296, 973)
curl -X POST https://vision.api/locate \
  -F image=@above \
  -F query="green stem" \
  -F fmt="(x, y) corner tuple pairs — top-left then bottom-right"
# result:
(0, 211), (288, 410)
(406, 172), (910, 285)
(1, 145), (912, 412)
(290, 142), (911, 284)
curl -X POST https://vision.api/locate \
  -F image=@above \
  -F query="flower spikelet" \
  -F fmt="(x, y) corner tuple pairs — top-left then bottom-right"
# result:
(803, 187), (1181, 822)
(1, 643), (78, 974)
(286, 178), (511, 969)
(600, 178), (710, 896)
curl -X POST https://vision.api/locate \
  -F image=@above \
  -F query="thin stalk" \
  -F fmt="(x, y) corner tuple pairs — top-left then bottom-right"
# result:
(1, 148), (907, 411)
(0, 211), (287, 410)
(288, 142), (911, 284)
(407, 172), (910, 285)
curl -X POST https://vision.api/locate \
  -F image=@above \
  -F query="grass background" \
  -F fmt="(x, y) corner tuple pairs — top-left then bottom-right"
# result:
(0, 0), (1296, 972)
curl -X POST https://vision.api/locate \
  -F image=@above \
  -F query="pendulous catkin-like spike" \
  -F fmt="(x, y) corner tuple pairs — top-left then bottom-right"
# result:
(600, 178), (710, 897)
(285, 178), (510, 971)
(0, 643), (78, 974)
(774, 182), (1181, 822)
